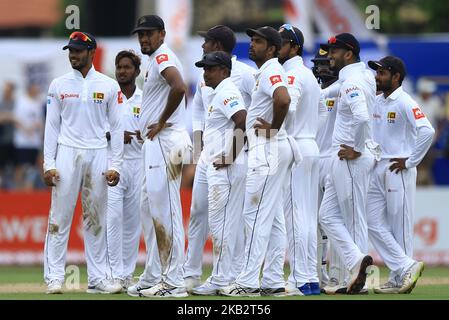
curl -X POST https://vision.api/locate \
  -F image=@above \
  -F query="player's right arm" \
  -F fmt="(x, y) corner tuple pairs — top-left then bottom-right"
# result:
(192, 78), (206, 163)
(43, 80), (61, 186)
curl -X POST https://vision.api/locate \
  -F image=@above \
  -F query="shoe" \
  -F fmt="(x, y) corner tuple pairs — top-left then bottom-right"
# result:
(285, 283), (304, 296)
(121, 276), (134, 291)
(127, 282), (155, 297)
(86, 279), (122, 294)
(298, 283), (312, 296)
(347, 255), (373, 294)
(46, 279), (63, 294)
(140, 282), (188, 298)
(184, 276), (201, 294)
(192, 282), (222, 296)
(323, 278), (346, 295)
(219, 283), (260, 297)
(309, 282), (321, 295)
(374, 281), (400, 294)
(399, 261), (424, 294)
(260, 287), (286, 297)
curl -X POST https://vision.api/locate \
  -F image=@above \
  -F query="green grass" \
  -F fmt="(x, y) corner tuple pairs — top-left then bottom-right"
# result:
(0, 265), (448, 300)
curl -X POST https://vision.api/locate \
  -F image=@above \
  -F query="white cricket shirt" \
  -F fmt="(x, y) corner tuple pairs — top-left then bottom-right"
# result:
(372, 86), (435, 167)
(141, 43), (186, 137)
(202, 77), (246, 163)
(246, 58), (288, 149)
(44, 66), (124, 173)
(332, 62), (376, 152)
(316, 81), (341, 158)
(192, 56), (256, 132)
(283, 56), (321, 139)
(120, 87), (143, 160)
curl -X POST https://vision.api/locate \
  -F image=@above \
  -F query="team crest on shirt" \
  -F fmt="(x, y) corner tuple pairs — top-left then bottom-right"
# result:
(133, 106), (141, 118)
(156, 54), (168, 64)
(93, 92), (104, 104)
(412, 106), (425, 120)
(326, 99), (335, 111)
(387, 112), (396, 123)
(269, 75), (282, 86)
(287, 76), (295, 85)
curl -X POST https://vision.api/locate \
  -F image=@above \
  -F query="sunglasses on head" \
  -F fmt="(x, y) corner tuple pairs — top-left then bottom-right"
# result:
(69, 31), (92, 43)
(280, 23), (300, 46)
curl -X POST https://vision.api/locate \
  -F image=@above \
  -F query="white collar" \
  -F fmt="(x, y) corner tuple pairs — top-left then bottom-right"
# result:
(72, 65), (96, 79)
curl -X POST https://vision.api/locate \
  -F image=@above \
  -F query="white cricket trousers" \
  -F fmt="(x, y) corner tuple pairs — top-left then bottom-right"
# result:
(318, 156), (348, 284)
(236, 137), (293, 289)
(206, 151), (247, 286)
(106, 157), (142, 280)
(182, 155), (209, 279)
(44, 145), (109, 286)
(284, 138), (319, 287)
(139, 128), (191, 288)
(319, 151), (374, 273)
(367, 159), (416, 285)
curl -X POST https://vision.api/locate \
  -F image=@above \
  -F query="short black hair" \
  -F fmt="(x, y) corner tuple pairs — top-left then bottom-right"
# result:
(115, 50), (141, 70)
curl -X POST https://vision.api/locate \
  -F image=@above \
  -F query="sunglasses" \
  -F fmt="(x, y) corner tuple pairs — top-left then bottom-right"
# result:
(280, 23), (300, 46)
(69, 31), (92, 43)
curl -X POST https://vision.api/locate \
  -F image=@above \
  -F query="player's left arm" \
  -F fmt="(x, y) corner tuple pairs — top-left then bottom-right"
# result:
(106, 85), (125, 186)
(146, 66), (186, 140)
(390, 104), (435, 173)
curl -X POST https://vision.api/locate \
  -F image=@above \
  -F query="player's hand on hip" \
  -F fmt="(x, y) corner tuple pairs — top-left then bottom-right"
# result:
(124, 131), (137, 144)
(389, 158), (407, 174)
(254, 117), (275, 138)
(146, 122), (173, 140)
(43, 169), (60, 187)
(338, 144), (361, 160)
(105, 170), (120, 186)
(213, 155), (231, 170)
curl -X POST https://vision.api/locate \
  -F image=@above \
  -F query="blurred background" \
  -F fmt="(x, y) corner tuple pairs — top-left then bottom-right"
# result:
(0, 0), (448, 266)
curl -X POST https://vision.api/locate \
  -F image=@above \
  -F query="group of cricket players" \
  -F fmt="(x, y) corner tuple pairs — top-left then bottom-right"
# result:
(42, 14), (434, 298)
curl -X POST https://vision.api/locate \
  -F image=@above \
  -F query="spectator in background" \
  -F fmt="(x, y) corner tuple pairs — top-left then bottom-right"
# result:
(0, 81), (16, 189)
(13, 82), (45, 190)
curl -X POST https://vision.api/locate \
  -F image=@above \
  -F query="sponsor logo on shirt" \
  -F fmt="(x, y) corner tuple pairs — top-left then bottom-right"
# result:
(387, 112), (396, 123)
(229, 101), (239, 108)
(117, 91), (123, 104)
(349, 92), (359, 98)
(287, 76), (295, 85)
(60, 93), (79, 100)
(93, 92), (104, 104)
(224, 96), (238, 105)
(269, 75), (282, 86)
(156, 54), (168, 64)
(132, 106), (140, 118)
(412, 107), (425, 120)
(373, 113), (381, 119)
(345, 86), (360, 95)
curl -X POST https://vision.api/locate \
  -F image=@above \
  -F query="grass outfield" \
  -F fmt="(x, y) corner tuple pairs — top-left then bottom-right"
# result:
(0, 265), (448, 300)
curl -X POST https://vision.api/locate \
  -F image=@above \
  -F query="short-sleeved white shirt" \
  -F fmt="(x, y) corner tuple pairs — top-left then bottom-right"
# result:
(372, 86), (433, 159)
(283, 56), (321, 139)
(202, 78), (246, 163)
(316, 81), (341, 157)
(246, 58), (288, 148)
(141, 43), (186, 137)
(192, 56), (256, 132)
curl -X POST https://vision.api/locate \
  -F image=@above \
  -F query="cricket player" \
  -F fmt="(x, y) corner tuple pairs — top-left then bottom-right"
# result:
(277, 24), (321, 296)
(130, 15), (191, 298)
(191, 52), (247, 295)
(367, 56), (434, 294)
(220, 26), (296, 297)
(106, 50), (143, 291)
(312, 49), (350, 291)
(183, 25), (256, 291)
(318, 33), (377, 294)
(43, 32), (124, 294)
